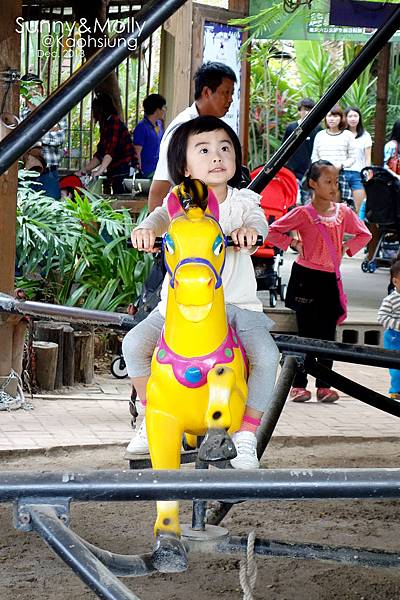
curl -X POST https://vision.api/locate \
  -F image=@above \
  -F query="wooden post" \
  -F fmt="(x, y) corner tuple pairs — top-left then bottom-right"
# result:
(0, 0), (22, 398)
(160, 1), (193, 124)
(373, 43), (390, 166)
(74, 331), (95, 384)
(32, 341), (58, 391)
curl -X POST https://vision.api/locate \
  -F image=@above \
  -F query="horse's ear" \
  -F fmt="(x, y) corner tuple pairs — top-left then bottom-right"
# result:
(206, 187), (220, 221)
(166, 190), (185, 219)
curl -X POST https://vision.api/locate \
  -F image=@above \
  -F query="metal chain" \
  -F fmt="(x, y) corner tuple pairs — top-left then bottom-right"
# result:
(239, 530), (258, 600)
(0, 369), (33, 411)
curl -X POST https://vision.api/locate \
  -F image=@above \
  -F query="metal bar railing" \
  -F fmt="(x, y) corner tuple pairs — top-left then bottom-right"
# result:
(0, 0), (188, 175)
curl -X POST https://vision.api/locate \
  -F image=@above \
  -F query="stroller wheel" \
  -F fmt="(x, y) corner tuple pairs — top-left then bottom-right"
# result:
(111, 355), (128, 379)
(361, 260), (369, 273)
(368, 261), (377, 273)
(279, 284), (287, 302)
(269, 292), (277, 308)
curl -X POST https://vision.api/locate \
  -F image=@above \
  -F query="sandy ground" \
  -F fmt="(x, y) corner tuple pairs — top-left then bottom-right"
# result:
(1, 440), (400, 600)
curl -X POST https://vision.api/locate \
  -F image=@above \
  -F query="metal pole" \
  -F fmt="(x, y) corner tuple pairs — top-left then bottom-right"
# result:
(207, 354), (298, 527)
(0, 0), (188, 175)
(29, 505), (142, 600)
(248, 5), (400, 194)
(2, 469), (400, 502)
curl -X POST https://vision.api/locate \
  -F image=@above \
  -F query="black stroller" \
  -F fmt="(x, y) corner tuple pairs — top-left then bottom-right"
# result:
(360, 166), (400, 273)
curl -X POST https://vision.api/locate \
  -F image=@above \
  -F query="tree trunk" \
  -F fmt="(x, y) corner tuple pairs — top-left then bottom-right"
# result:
(71, 0), (123, 117)
(373, 44), (390, 165)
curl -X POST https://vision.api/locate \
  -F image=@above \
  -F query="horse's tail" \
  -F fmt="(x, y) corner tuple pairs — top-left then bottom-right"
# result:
(173, 178), (209, 212)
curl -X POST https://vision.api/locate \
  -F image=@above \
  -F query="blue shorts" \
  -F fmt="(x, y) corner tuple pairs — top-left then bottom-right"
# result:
(344, 170), (364, 191)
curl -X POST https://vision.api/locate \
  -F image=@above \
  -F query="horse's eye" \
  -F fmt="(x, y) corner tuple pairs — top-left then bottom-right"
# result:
(212, 234), (224, 256)
(164, 233), (175, 254)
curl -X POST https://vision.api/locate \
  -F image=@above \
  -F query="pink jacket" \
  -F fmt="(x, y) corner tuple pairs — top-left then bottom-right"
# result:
(267, 203), (372, 273)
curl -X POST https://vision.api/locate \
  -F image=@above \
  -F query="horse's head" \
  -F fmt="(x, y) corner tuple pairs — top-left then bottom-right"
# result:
(164, 178), (225, 322)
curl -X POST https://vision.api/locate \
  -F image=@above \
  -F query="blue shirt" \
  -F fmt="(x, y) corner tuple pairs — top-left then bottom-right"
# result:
(133, 116), (164, 177)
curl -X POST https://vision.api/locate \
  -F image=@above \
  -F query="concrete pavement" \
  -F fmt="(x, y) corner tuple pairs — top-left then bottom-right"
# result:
(0, 253), (399, 454)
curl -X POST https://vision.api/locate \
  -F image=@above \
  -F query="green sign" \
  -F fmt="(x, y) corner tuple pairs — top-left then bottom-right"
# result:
(249, 0), (400, 41)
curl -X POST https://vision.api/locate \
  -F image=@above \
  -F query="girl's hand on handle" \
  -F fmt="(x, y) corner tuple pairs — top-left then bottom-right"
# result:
(230, 227), (259, 251)
(131, 228), (157, 252)
(290, 238), (304, 258)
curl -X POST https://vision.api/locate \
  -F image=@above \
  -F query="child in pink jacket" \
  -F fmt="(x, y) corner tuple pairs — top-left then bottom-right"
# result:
(267, 160), (371, 403)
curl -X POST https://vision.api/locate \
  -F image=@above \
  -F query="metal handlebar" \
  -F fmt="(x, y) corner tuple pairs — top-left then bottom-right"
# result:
(127, 235), (264, 249)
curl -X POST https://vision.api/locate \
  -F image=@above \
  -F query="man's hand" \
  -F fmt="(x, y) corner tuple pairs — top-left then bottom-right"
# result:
(230, 227), (259, 251)
(131, 228), (157, 252)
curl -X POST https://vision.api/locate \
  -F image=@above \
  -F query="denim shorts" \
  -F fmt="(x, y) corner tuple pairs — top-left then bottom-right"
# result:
(344, 170), (364, 191)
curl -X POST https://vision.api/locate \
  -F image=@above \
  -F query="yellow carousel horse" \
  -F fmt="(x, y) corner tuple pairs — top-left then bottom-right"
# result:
(146, 179), (248, 572)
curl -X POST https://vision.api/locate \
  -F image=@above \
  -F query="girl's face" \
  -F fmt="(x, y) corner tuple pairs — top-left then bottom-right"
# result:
(184, 129), (236, 187)
(309, 166), (339, 202)
(346, 110), (360, 129)
(326, 112), (341, 130)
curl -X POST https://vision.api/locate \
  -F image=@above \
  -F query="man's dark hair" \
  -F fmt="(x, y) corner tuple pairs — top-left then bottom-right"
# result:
(389, 120), (400, 145)
(168, 115), (242, 188)
(143, 93), (166, 116)
(297, 98), (316, 111)
(390, 259), (400, 281)
(193, 62), (236, 100)
(21, 73), (43, 85)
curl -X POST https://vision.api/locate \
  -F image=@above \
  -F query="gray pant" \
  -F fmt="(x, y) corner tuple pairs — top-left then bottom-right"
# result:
(122, 305), (280, 412)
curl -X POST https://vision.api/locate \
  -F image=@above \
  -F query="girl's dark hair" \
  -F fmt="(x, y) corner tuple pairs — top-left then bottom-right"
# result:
(325, 104), (345, 130)
(167, 115), (242, 188)
(305, 160), (336, 189)
(389, 120), (400, 144)
(344, 106), (365, 138)
(92, 93), (118, 123)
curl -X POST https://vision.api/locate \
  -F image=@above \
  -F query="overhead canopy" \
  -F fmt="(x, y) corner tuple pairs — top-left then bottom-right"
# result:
(249, 0), (400, 42)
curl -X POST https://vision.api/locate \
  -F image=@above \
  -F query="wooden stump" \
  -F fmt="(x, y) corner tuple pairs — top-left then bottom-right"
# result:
(32, 341), (58, 391)
(34, 321), (74, 389)
(74, 331), (94, 384)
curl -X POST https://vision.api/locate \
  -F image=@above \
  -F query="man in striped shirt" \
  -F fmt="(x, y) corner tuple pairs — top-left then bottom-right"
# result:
(378, 259), (400, 399)
(20, 73), (66, 199)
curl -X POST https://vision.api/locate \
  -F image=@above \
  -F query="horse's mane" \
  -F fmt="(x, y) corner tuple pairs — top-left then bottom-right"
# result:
(175, 178), (209, 213)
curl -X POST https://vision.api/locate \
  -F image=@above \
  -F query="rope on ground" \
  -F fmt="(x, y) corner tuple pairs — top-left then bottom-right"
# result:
(239, 530), (258, 600)
(0, 369), (33, 411)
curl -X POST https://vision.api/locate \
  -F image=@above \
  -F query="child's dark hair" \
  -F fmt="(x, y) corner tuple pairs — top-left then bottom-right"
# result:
(305, 160), (336, 189)
(344, 106), (365, 138)
(167, 116), (242, 188)
(390, 259), (400, 281)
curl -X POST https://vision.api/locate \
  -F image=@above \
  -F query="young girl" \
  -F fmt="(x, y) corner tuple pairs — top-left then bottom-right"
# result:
(344, 106), (372, 213)
(311, 105), (356, 205)
(267, 160), (371, 403)
(122, 116), (279, 469)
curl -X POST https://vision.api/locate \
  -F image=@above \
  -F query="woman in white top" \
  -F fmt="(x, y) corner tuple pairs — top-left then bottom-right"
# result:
(344, 106), (372, 212)
(311, 104), (356, 204)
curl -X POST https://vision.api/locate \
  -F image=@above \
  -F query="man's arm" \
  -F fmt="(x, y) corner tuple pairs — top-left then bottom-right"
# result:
(148, 179), (171, 212)
(134, 145), (142, 171)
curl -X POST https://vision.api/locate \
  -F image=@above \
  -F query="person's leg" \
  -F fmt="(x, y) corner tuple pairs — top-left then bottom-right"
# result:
(353, 188), (366, 214)
(291, 308), (312, 393)
(226, 306), (280, 468)
(122, 309), (164, 452)
(383, 329), (400, 395)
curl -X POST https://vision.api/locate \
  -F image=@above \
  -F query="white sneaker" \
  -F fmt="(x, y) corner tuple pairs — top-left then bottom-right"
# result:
(126, 419), (150, 455)
(230, 431), (259, 470)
